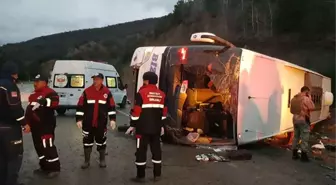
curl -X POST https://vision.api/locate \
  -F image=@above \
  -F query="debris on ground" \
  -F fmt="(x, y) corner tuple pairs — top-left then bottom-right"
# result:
(325, 174), (336, 181)
(213, 145), (238, 152)
(195, 153), (230, 162)
(320, 164), (334, 171)
(196, 149), (252, 162)
(186, 132), (200, 142)
(226, 149), (252, 160)
(311, 140), (325, 150)
(195, 145), (237, 152)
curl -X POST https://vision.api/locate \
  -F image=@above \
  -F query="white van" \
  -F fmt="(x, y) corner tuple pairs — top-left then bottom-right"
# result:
(50, 60), (128, 115)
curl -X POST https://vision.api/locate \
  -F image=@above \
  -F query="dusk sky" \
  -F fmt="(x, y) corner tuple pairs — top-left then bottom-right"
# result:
(0, 0), (177, 44)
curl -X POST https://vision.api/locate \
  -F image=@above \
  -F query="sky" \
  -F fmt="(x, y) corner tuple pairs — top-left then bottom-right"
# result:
(0, 0), (177, 45)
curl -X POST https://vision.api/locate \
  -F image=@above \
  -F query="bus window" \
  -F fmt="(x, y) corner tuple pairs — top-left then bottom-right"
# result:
(106, 76), (117, 88)
(70, 75), (85, 88)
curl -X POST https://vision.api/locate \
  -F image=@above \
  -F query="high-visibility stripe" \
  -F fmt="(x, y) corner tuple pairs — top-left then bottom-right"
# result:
(49, 138), (53, 147)
(152, 159), (162, 164)
(16, 116), (24, 121)
(135, 162), (146, 166)
(30, 102), (37, 106)
(46, 98), (51, 107)
(98, 100), (106, 104)
(42, 139), (46, 148)
(76, 112), (84, 116)
(87, 100), (95, 104)
(137, 138), (140, 149)
(142, 104), (164, 108)
(162, 116), (166, 120)
(0, 86), (7, 90)
(96, 141), (107, 146)
(108, 111), (116, 115)
(47, 158), (59, 162)
(131, 116), (139, 120)
(39, 156), (45, 160)
(82, 130), (89, 134)
(84, 143), (94, 146)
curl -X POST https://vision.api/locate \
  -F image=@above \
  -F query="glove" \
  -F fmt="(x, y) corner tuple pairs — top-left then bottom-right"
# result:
(77, 121), (82, 129)
(125, 127), (135, 135)
(37, 98), (47, 106)
(110, 120), (116, 130)
(160, 127), (164, 136)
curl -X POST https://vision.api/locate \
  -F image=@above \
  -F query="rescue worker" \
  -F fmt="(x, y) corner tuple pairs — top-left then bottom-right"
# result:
(126, 71), (166, 182)
(25, 74), (61, 178)
(0, 62), (27, 185)
(291, 86), (315, 162)
(76, 73), (117, 169)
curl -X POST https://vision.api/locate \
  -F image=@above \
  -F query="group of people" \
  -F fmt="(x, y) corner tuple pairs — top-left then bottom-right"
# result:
(0, 60), (167, 185)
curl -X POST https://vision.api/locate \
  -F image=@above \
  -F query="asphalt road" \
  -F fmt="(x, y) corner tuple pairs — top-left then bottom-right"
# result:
(18, 84), (335, 185)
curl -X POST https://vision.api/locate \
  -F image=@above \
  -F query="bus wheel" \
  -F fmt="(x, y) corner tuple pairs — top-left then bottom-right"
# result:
(119, 96), (127, 109)
(56, 108), (66, 116)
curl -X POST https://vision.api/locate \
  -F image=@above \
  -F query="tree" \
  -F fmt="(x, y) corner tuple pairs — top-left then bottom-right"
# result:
(204, 0), (222, 17)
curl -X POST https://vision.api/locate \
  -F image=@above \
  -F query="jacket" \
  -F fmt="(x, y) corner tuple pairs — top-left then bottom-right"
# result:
(25, 86), (59, 130)
(293, 93), (315, 123)
(130, 84), (167, 135)
(76, 85), (116, 128)
(0, 74), (25, 125)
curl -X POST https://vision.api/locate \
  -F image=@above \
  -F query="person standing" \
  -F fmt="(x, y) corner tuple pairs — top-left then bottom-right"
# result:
(290, 86), (315, 162)
(0, 62), (28, 185)
(25, 74), (61, 178)
(76, 73), (117, 169)
(126, 71), (166, 182)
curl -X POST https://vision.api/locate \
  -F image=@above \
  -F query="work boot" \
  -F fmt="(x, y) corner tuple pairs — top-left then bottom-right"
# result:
(292, 149), (299, 160)
(46, 171), (60, 179)
(300, 152), (310, 162)
(99, 149), (107, 168)
(81, 148), (92, 169)
(130, 177), (146, 183)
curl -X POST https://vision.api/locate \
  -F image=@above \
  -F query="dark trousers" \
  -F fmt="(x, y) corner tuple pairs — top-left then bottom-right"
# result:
(31, 126), (60, 172)
(135, 134), (161, 178)
(82, 126), (107, 151)
(0, 123), (23, 185)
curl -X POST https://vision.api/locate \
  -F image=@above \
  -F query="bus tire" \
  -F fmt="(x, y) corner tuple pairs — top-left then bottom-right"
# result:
(56, 108), (66, 116)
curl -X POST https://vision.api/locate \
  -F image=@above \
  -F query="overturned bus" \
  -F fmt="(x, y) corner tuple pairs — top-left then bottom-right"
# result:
(128, 32), (334, 146)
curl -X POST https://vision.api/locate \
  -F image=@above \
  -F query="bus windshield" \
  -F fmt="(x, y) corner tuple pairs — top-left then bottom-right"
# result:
(168, 46), (242, 95)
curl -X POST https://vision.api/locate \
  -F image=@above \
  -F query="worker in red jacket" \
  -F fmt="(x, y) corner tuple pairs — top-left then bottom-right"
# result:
(126, 71), (167, 182)
(25, 74), (60, 178)
(76, 73), (116, 169)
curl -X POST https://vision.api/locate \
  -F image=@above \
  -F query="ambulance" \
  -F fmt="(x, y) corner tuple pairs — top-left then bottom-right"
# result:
(50, 60), (128, 115)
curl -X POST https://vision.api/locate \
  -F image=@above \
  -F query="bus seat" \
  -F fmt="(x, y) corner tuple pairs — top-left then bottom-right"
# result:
(186, 88), (218, 108)
(177, 93), (187, 127)
(178, 93), (187, 110)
